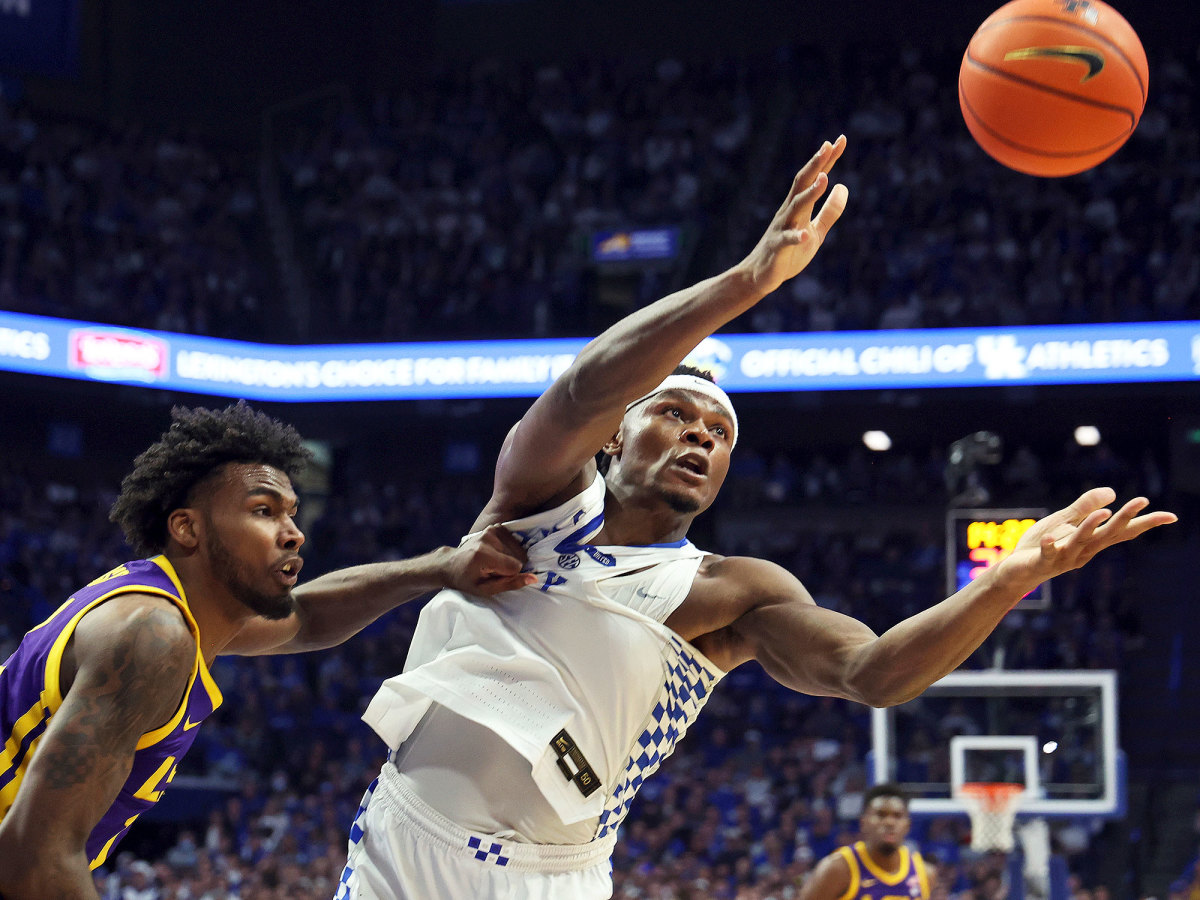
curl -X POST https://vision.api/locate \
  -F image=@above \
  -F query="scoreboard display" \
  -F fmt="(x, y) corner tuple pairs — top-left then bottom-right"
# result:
(946, 509), (1050, 610)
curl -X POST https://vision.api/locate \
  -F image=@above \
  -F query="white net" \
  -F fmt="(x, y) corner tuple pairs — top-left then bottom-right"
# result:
(958, 782), (1024, 852)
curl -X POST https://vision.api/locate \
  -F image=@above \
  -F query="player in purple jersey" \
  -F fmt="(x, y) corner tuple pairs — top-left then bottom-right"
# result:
(0, 402), (534, 900)
(799, 784), (933, 900)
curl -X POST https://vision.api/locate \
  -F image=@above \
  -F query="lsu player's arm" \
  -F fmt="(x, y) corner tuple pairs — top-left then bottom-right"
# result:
(222, 524), (535, 656)
(796, 849), (852, 900)
(0, 595), (193, 900)
(474, 138), (848, 528)
(920, 854), (938, 898)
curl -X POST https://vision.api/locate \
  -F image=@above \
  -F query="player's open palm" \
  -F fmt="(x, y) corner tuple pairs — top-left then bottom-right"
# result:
(739, 135), (850, 297)
(1008, 487), (1176, 584)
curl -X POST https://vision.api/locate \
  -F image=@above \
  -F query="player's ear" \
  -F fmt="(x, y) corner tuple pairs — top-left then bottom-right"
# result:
(601, 430), (623, 460)
(167, 508), (200, 550)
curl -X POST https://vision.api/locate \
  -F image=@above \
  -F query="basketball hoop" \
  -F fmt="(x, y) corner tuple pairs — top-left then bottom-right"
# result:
(957, 782), (1025, 852)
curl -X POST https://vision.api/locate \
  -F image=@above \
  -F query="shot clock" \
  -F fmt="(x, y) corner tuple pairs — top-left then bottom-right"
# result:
(946, 508), (1050, 610)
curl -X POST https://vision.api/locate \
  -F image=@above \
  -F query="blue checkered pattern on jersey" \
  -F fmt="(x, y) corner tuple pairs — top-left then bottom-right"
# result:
(333, 774), (379, 899)
(467, 834), (511, 867)
(595, 636), (718, 839)
(333, 861), (354, 900)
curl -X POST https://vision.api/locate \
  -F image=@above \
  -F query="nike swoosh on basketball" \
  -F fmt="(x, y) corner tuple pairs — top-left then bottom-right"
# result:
(1004, 46), (1105, 81)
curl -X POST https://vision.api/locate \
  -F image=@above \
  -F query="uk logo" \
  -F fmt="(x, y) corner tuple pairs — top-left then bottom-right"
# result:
(976, 334), (1028, 380)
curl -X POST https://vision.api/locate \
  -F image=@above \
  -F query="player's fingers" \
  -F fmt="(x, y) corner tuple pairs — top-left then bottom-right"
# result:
(781, 141), (834, 209)
(812, 183), (849, 243)
(1093, 496), (1149, 534)
(787, 171), (829, 224)
(483, 523), (528, 559)
(1049, 508), (1111, 552)
(476, 573), (538, 595)
(1075, 507), (1114, 541)
(463, 540), (520, 576)
(1102, 508), (1178, 543)
(1089, 498), (1169, 544)
(1040, 532), (1060, 556)
(820, 134), (847, 174)
(1060, 486), (1117, 524)
(776, 228), (813, 247)
(1056, 511), (1108, 554)
(481, 546), (526, 576)
(1130, 510), (1179, 532)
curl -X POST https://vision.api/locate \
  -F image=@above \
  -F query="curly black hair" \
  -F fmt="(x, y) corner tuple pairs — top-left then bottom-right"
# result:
(596, 364), (719, 476)
(109, 402), (313, 557)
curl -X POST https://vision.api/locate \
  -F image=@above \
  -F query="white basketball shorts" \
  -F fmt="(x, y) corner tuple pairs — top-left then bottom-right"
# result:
(334, 761), (617, 900)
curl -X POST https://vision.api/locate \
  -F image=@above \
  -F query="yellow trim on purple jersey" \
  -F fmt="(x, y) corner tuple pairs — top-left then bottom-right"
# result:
(856, 841), (912, 885)
(835, 841), (930, 900)
(836, 844), (861, 900)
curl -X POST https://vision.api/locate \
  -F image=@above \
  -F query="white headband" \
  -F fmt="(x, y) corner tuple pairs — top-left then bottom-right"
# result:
(625, 374), (739, 448)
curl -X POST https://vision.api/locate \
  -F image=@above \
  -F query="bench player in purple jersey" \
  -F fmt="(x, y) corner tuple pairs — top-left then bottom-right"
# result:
(0, 402), (534, 900)
(799, 784), (933, 900)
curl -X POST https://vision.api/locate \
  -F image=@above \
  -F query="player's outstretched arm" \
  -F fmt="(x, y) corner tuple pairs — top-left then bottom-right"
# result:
(0, 597), (193, 900)
(692, 489), (1175, 707)
(840, 488), (1177, 704)
(223, 524), (536, 656)
(480, 138), (850, 523)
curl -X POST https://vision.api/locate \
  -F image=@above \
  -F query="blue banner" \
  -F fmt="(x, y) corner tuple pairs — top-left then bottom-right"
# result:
(0, 310), (1195, 402)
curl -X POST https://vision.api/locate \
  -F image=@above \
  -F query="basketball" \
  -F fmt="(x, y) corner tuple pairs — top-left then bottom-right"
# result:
(958, 0), (1148, 177)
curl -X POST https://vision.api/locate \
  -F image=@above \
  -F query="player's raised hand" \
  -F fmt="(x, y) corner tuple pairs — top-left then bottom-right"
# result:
(738, 135), (850, 297)
(1005, 488), (1176, 586)
(445, 524), (538, 596)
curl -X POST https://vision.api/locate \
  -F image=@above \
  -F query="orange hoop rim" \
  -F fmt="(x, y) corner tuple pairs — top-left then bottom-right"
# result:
(958, 781), (1026, 812)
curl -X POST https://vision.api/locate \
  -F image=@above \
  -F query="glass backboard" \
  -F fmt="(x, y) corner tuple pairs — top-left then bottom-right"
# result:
(870, 670), (1122, 818)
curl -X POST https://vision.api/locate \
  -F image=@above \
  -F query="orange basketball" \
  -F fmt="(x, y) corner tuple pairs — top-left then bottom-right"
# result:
(958, 0), (1148, 177)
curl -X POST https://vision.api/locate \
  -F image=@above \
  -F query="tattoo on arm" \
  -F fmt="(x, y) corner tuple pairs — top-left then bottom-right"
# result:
(41, 604), (193, 790)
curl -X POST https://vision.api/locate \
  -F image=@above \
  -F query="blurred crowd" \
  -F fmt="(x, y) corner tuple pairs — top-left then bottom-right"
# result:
(0, 429), (1164, 899)
(2, 42), (1197, 344)
(0, 104), (267, 339)
(274, 56), (755, 340)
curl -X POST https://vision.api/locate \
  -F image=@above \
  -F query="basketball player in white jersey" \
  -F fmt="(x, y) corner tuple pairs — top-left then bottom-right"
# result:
(335, 136), (1176, 899)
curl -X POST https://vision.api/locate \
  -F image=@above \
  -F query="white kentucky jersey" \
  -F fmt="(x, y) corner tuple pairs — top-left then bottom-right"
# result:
(362, 473), (725, 839)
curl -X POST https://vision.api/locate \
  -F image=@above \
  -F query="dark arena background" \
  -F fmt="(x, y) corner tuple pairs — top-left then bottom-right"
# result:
(2, 1), (1200, 898)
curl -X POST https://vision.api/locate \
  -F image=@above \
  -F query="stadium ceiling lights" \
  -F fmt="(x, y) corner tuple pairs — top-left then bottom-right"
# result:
(862, 430), (892, 452)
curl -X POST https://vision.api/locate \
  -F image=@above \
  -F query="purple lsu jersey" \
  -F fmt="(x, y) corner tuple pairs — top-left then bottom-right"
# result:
(0, 556), (223, 869)
(835, 840), (931, 900)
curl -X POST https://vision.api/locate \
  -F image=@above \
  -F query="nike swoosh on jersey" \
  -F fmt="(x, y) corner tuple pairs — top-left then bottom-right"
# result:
(183, 717), (201, 731)
(634, 586), (671, 603)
